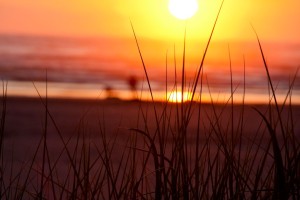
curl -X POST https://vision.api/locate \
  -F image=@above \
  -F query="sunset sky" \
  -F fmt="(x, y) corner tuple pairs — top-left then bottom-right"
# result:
(1, 0), (299, 66)
(0, 0), (299, 102)
(0, 0), (299, 41)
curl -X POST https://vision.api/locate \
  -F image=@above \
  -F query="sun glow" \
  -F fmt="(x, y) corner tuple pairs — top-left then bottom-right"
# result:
(167, 91), (193, 103)
(168, 0), (198, 20)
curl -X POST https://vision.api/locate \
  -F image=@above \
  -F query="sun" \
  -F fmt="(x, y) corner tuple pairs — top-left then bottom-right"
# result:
(168, 0), (199, 20)
(167, 91), (193, 103)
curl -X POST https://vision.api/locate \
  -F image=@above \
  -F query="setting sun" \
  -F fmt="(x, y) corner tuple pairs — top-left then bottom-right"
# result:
(168, 0), (198, 20)
(167, 91), (193, 103)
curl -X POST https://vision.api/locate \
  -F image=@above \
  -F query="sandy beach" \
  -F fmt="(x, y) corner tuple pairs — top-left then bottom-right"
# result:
(3, 96), (300, 147)
(1, 96), (300, 198)
(2, 96), (299, 162)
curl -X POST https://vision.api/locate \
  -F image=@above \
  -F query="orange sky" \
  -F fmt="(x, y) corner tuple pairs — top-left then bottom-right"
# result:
(1, 0), (299, 69)
(0, 0), (299, 43)
(0, 0), (299, 74)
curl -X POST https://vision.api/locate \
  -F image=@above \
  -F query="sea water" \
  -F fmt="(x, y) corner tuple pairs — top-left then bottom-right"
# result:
(0, 34), (299, 103)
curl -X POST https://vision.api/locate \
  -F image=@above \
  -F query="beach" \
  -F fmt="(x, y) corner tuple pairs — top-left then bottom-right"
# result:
(1, 96), (300, 198)
(3, 96), (300, 159)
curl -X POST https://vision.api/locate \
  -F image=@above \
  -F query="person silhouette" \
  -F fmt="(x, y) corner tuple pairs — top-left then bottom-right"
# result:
(105, 85), (113, 99)
(128, 75), (138, 100)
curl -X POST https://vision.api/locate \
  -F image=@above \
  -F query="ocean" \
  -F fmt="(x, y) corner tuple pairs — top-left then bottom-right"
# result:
(0, 34), (299, 103)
